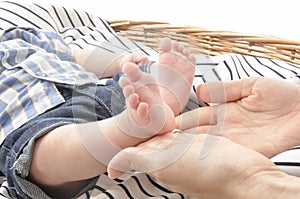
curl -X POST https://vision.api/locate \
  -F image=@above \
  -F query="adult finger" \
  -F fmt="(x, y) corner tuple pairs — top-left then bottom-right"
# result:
(107, 133), (197, 179)
(196, 77), (259, 103)
(175, 106), (217, 130)
(182, 125), (216, 135)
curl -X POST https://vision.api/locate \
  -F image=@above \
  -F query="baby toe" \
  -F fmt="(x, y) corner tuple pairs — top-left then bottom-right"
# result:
(122, 63), (142, 82)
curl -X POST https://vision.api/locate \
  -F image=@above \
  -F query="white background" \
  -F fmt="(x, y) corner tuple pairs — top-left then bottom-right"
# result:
(27, 0), (300, 42)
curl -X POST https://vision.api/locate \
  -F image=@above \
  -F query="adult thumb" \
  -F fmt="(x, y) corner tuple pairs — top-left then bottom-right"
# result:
(196, 77), (258, 103)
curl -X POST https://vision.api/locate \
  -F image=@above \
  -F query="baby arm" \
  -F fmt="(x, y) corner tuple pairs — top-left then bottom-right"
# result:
(73, 48), (149, 78)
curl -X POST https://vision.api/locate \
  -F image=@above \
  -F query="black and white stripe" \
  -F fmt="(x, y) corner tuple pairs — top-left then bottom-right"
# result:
(85, 173), (183, 199)
(0, 1), (299, 199)
(211, 53), (300, 81)
(0, 1), (158, 56)
(0, 1), (56, 31)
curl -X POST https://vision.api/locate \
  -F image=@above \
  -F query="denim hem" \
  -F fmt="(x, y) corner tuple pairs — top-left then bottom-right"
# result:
(13, 122), (71, 199)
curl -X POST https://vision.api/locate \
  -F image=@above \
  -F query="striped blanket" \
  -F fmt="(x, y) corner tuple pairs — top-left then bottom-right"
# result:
(0, 1), (299, 198)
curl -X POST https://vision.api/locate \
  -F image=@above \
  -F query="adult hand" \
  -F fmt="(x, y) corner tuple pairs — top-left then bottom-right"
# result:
(107, 132), (289, 199)
(176, 77), (300, 157)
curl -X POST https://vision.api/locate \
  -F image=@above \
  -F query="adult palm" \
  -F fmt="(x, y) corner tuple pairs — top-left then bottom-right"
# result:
(177, 77), (300, 158)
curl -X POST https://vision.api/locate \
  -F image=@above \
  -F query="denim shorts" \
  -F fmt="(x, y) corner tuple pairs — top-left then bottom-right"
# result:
(0, 72), (126, 199)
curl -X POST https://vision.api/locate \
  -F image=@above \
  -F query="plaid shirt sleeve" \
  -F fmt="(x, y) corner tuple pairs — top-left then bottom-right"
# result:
(0, 27), (99, 144)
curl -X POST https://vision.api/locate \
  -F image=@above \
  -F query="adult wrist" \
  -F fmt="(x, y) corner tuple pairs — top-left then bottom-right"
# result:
(228, 170), (300, 199)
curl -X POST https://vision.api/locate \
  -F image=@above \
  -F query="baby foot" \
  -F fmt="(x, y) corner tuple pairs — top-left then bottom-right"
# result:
(154, 38), (196, 115)
(118, 62), (175, 138)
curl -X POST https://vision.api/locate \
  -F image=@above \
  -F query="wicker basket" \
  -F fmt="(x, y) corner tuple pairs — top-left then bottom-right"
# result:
(109, 20), (300, 65)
